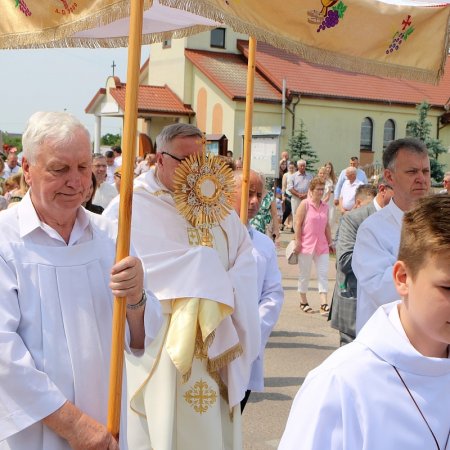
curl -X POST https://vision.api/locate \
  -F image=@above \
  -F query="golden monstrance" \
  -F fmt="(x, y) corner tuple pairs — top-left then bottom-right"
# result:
(172, 142), (235, 247)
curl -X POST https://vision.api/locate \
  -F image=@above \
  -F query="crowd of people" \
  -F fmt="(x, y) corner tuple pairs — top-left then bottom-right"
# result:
(0, 141), (159, 213)
(0, 112), (448, 450)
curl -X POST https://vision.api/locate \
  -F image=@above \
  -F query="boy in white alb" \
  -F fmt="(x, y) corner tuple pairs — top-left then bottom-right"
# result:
(279, 194), (450, 450)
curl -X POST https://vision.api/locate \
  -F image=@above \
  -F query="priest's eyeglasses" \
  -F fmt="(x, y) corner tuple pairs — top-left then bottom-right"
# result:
(161, 151), (186, 163)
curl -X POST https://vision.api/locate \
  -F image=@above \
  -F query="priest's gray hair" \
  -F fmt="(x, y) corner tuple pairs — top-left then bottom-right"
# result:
(22, 111), (90, 164)
(156, 123), (203, 152)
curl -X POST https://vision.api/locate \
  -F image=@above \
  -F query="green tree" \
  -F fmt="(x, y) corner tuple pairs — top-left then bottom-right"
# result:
(406, 101), (446, 182)
(287, 120), (319, 170)
(2, 133), (22, 151)
(100, 133), (121, 147)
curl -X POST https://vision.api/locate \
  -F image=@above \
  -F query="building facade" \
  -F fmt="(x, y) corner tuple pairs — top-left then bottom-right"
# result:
(86, 27), (450, 176)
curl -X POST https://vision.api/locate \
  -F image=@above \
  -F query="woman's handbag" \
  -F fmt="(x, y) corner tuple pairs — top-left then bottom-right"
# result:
(285, 240), (298, 265)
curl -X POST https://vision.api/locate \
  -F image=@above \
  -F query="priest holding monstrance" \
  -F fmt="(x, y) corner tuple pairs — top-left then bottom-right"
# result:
(0, 112), (163, 450)
(104, 123), (260, 450)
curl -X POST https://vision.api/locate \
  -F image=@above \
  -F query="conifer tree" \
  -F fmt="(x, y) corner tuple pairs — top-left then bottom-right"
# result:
(287, 120), (319, 170)
(406, 101), (446, 182)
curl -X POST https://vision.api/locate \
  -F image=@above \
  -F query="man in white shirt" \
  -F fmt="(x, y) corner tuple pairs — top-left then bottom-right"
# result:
(104, 123), (260, 450)
(280, 194), (450, 450)
(287, 159), (313, 222)
(232, 169), (284, 411)
(3, 152), (20, 178)
(339, 166), (364, 213)
(92, 154), (118, 209)
(0, 111), (162, 450)
(352, 138), (431, 333)
(112, 145), (122, 166)
(333, 156), (368, 205)
(105, 150), (118, 185)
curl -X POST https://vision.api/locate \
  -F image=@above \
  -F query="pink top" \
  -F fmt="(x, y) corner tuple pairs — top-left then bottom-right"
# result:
(300, 198), (329, 255)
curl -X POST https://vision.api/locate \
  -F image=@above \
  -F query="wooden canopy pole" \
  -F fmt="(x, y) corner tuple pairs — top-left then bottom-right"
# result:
(240, 36), (257, 225)
(107, 0), (144, 439)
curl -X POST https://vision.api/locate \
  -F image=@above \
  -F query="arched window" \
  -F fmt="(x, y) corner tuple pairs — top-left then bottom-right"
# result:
(383, 119), (395, 148)
(212, 103), (223, 134)
(360, 117), (373, 150)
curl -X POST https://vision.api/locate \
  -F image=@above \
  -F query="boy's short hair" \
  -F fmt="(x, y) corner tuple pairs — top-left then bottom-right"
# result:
(355, 184), (377, 202)
(398, 194), (450, 279)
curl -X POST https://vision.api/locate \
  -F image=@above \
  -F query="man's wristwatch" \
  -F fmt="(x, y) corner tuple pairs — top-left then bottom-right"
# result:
(126, 290), (147, 310)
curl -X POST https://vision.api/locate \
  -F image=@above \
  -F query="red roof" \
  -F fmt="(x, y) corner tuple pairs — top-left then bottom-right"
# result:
(84, 88), (106, 113)
(237, 40), (450, 107)
(185, 49), (281, 103)
(110, 84), (194, 115)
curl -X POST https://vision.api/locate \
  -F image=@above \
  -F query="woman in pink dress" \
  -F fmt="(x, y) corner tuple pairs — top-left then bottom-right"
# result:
(294, 177), (334, 315)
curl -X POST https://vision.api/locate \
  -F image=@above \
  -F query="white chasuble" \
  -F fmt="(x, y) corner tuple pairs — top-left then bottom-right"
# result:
(0, 225), (128, 450)
(126, 226), (242, 450)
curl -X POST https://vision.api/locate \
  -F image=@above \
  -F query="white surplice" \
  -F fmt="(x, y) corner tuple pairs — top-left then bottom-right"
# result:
(92, 180), (117, 209)
(279, 301), (450, 450)
(104, 169), (261, 450)
(0, 192), (162, 450)
(248, 227), (284, 392)
(352, 198), (403, 333)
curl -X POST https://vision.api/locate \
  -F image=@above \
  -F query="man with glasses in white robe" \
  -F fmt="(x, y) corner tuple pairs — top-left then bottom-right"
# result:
(104, 123), (260, 450)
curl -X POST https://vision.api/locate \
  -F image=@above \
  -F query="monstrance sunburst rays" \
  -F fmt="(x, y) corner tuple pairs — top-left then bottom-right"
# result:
(173, 152), (235, 247)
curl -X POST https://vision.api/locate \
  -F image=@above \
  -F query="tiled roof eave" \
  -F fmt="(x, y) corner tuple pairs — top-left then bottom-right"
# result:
(138, 108), (194, 115)
(233, 96), (281, 104)
(299, 92), (446, 108)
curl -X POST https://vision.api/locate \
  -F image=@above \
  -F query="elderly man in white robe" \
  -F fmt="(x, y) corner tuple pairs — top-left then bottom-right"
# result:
(279, 194), (450, 450)
(104, 123), (260, 450)
(0, 112), (162, 450)
(232, 170), (284, 411)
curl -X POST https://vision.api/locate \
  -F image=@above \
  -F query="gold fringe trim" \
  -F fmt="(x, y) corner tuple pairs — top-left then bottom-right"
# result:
(208, 342), (243, 373)
(181, 327), (242, 404)
(0, 0), (142, 49)
(180, 326), (218, 384)
(208, 364), (229, 404)
(181, 367), (192, 384)
(0, 1), (214, 50)
(16, 24), (216, 49)
(207, 342), (243, 404)
(160, 0), (449, 85)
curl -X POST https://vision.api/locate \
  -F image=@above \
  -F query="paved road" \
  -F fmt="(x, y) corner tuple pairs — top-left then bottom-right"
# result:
(242, 230), (340, 449)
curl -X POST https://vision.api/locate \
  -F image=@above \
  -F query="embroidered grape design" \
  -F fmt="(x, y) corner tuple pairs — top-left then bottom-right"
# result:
(386, 33), (404, 54)
(315, 2), (347, 33)
(14, 0), (31, 16)
(385, 16), (414, 55)
(317, 9), (339, 32)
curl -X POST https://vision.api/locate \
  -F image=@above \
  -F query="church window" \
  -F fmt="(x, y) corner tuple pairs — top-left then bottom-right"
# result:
(360, 117), (373, 150)
(210, 28), (226, 49)
(383, 119), (395, 148)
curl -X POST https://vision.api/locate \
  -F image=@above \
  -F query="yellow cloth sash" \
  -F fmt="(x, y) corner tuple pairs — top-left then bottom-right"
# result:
(166, 297), (233, 381)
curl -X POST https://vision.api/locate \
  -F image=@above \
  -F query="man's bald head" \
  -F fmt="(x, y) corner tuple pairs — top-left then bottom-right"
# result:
(233, 170), (264, 222)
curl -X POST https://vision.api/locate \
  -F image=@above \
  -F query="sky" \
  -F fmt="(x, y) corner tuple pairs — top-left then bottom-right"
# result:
(0, 46), (150, 138)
